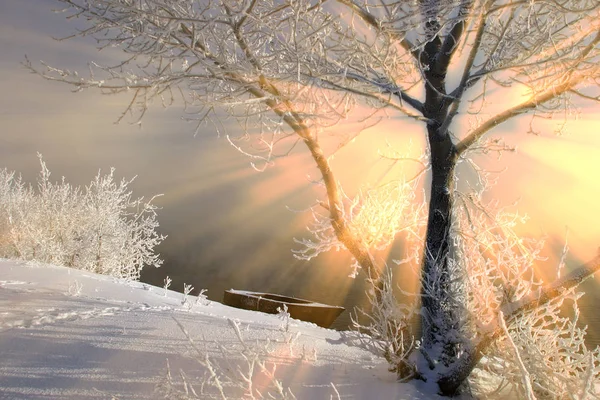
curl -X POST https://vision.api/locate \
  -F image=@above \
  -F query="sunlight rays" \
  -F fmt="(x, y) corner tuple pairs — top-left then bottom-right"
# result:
(1, 0), (599, 341)
(507, 118), (600, 266)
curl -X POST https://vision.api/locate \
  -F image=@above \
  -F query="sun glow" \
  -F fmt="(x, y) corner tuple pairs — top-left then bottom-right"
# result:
(3, 0), (599, 340)
(191, 87), (600, 318)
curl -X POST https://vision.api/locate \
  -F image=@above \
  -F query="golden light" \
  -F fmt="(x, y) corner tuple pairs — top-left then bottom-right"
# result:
(2, 0), (599, 335)
(474, 116), (600, 269)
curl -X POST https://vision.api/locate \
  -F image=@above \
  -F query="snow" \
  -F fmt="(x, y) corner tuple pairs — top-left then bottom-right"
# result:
(0, 259), (444, 399)
(225, 289), (340, 308)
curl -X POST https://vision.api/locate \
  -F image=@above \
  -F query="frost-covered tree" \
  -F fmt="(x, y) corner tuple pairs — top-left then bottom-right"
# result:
(0, 155), (165, 280)
(28, 0), (600, 396)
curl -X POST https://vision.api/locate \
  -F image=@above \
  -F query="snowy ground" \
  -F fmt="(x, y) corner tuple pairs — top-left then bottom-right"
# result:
(0, 260), (446, 399)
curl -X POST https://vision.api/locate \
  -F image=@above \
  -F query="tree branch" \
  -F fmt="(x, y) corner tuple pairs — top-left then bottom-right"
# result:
(438, 252), (600, 394)
(436, 1), (474, 73)
(343, 71), (424, 114)
(456, 28), (600, 154)
(501, 254), (600, 322)
(182, 20), (381, 283)
(440, 8), (487, 133)
(334, 0), (418, 58)
(455, 77), (581, 156)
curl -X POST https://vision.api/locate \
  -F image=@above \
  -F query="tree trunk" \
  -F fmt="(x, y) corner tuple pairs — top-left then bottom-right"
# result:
(413, 15), (464, 381)
(418, 129), (460, 375)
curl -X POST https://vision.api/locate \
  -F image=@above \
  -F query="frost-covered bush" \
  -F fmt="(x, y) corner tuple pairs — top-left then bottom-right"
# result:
(0, 155), (165, 280)
(452, 196), (599, 399)
(156, 318), (309, 400)
(351, 191), (600, 399)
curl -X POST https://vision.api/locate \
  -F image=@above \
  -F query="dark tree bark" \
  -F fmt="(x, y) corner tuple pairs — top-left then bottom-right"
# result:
(414, 11), (463, 376)
(420, 133), (459, 369)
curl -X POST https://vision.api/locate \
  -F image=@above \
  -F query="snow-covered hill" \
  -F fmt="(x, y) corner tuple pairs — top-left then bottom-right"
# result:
(0, 260), (443, 399)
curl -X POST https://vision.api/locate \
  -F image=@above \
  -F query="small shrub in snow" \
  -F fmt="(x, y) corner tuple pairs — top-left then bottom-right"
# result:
(195, 289), (210, 307)
(67, 280), (83, 297)
(350, 269), (417, 379)
(163, 276), (172, 297)
(277, 304), (291, 333)
(157, 317), (301, 400)
(0, 155), (165, 280)
(181, 283), (194, 308)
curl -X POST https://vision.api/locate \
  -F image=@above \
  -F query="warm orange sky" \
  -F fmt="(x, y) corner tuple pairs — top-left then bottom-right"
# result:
(1, 1), (599, 323)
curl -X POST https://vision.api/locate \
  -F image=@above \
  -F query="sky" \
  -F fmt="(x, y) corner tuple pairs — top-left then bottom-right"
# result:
(0, 0), (375, 320)
(1, 0), (599, 330)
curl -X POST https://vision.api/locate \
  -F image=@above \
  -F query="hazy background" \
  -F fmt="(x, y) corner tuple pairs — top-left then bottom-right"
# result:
(1, 0), (599, 337)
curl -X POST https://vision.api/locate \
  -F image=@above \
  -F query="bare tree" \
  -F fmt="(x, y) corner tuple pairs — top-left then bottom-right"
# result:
(28, 0), (600, 396)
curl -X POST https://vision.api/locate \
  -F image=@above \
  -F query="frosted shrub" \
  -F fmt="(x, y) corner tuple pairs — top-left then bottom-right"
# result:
(451, 195), (600, 399)
(352, 190), (600, 398)
(350, 270), (417, 379)
(156, 318), (299, 400)
(0, 155), (165, 280)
